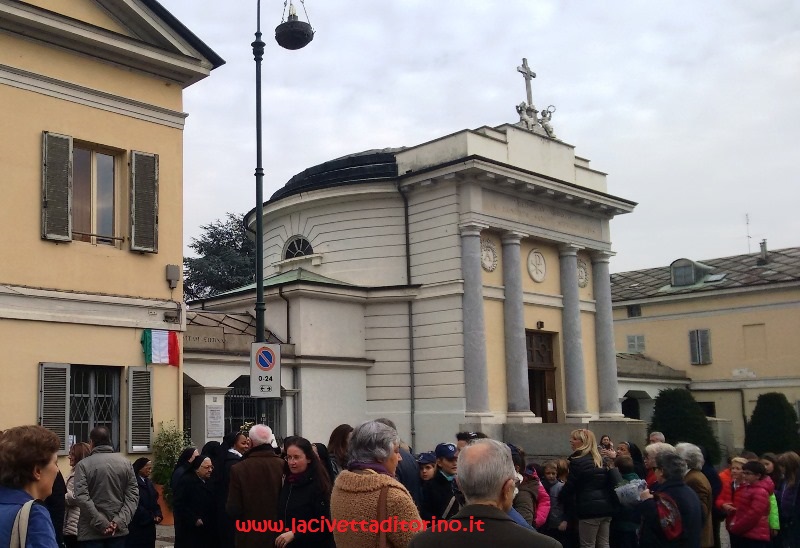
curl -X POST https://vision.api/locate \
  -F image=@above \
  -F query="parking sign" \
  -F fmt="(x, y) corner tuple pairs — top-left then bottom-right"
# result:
(250, 343), (280, 398)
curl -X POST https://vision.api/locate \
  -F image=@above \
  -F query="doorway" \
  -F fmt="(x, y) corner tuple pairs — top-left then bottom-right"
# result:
(526, 331), (558, 423)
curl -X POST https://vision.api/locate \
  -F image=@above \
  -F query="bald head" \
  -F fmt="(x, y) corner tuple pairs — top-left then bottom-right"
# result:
(456, 439), (516, 506)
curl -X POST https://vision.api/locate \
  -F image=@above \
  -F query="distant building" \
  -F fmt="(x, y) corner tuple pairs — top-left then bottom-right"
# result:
(0, 0), (222, 459)
(193, 117), (636, 450)
(612, 244), (800, 448)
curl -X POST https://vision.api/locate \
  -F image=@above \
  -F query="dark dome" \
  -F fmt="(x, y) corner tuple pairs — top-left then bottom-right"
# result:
(269, 148), (405, 202)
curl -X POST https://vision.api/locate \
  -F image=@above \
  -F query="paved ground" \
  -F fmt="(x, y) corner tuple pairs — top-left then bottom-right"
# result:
(155, 524), (175, 548)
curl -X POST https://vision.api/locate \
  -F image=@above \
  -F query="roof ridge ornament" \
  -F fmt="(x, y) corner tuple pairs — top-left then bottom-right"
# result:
(515, 58), (557, 139)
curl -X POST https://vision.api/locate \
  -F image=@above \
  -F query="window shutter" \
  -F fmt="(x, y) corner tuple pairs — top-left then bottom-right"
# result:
(41, 132), (73, 242)
(39, 363), (70, 455)
(130, 151), (159, 253)
(689, 330), (699, 364)
(627, 335), (637, 353)
(127, 366), (152, 453)
(699, 330), (712, 364)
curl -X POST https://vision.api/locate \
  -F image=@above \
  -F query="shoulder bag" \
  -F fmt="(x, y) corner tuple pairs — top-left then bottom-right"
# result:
(10, 500), (35, 548)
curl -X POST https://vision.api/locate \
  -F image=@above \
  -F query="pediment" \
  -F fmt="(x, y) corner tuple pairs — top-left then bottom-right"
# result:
(0, 0), (223, 85)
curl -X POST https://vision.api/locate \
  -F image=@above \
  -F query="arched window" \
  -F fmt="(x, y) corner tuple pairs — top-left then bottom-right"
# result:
(283, 236), (313, 259)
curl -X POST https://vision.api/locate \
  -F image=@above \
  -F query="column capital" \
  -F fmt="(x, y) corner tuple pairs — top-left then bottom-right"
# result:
(590, 249), (616, 264)
(501, 231), (528, 245)
(558, 242), (583, 257)
(458, 222), (489, 236)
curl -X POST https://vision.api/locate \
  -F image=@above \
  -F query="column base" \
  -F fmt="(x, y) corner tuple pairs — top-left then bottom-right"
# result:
(598, 413), (627, 420)
(505, 411), (542, 424)
(462, 412), (499, 430)
(564, 413), (594, 424)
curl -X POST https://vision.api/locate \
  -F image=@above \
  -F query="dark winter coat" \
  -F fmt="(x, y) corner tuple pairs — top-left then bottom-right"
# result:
(226, 444), (284, 548)
(173, 472), (215, 548)
(560, 451), (615, 520)
(728, 476), (772, 542)
(421, 470), (461, 520)
(43, 470), (66, 545)
(126, 475), (162, 548)
(0, 487), (59, 548)
(394, 446), (422, 507)
(214, 449), (241, 548)
(277, 470), (334, 548)
(640, 478), (703, 548)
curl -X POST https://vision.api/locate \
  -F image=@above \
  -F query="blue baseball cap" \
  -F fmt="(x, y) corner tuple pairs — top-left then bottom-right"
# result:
(416, 451), (436, 465)
(435, 443), (457, 459)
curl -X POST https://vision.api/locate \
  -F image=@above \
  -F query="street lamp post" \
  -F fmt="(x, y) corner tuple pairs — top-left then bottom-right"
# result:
(252, 1), (313, 344)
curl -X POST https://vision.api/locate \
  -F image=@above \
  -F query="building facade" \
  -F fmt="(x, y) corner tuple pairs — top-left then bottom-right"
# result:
(195, 119), (636, 450)
(612, 244), (800, 448)
(0, 0), (221, 460)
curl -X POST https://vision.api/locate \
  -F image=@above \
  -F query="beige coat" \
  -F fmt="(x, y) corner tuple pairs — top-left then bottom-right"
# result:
(63, 472), (79, 537)
(685, 469), (714, 548)
(331, 469), (421, 548)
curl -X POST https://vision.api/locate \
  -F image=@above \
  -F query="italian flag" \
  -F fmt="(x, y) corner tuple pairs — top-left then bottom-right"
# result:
(141, 329), (180, 366)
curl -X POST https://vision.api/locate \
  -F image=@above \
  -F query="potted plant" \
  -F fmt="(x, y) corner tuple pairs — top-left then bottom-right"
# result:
(151, 421), (190, 525)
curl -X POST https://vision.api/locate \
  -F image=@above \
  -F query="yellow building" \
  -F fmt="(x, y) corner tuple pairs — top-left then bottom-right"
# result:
(0, 0), (222, 460)
(612, 243), (800, 448)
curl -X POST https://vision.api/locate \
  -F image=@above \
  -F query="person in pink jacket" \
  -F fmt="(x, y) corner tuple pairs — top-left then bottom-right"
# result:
(728, 460), (773, 548)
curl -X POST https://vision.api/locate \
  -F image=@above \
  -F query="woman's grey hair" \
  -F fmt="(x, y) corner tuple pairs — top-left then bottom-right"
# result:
(645, 442), (676, 459)
(675, 443), (704, 470)
(657, 451), (688, 482)
(457, 439), (516, 503)
(348, 420), (400, 464)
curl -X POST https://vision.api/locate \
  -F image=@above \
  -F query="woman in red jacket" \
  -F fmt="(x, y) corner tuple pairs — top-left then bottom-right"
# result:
(717, 457), (747, 515)
(728, 460), (772, 548)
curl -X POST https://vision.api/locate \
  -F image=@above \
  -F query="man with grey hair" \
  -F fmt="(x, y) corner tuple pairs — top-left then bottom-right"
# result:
(648, 431), (666, 444)
(676, 443), (714, 547)
(227, 424), (284, 548)
(409, 439), (560, 548)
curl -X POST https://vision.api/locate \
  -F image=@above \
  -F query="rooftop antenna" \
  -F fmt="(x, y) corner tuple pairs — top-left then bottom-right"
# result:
(745, 213), (752, 253)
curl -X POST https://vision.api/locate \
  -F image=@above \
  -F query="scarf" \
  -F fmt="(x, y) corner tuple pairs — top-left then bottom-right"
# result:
(286, 471), (311, 484)
(348, 461), (392, 477)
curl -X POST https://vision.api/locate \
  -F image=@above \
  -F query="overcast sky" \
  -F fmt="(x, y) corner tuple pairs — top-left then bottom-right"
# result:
(163, 0), (799, 273)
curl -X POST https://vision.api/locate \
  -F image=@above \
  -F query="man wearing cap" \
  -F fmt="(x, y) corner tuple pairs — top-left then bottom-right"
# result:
(421, 443), (463, 520)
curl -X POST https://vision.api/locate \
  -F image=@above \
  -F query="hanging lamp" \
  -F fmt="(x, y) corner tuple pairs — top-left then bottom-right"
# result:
(275, 0), (314, 50)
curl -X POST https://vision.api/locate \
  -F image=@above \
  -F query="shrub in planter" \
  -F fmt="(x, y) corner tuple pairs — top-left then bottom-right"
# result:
(151, 421), (190, 510)
(745, 392), (800, 455)
(649, 388), (722, 465)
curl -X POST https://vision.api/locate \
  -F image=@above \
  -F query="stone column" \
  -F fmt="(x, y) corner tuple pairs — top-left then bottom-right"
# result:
(592, 251), (624, 417)
(459, 222), (491, 418)
(559, 244), (590, 420)
(502, 232), (538, 423)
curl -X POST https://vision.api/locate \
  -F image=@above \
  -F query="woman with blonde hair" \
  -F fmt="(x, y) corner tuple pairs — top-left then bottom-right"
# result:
(63, 442), (91, 548)
(560, 429), (615, 548)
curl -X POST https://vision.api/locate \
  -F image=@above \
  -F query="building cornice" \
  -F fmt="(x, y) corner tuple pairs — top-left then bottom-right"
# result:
(691, 377), (800, 391)
(0, 283), (185, 330)
(614, 298), (800, 324)
(0, 63), (187, 128)
(612, 280), (800, 307)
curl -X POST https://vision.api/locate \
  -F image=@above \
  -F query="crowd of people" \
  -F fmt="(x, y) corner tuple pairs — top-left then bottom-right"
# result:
(1, 422), (800, 548)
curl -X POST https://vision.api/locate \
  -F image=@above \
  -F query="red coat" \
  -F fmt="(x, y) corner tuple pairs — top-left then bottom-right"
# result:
(715, 468), (734, 511)
(728, 476), (773, 541)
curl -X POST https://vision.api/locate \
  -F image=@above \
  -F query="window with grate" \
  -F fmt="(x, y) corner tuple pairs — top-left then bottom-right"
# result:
(70, 366), (120, 449)
(283, 237), (313, 259)
(626, 305), (642, 318)
(224, 375), (282, 436)
(689, 329), (712, 365)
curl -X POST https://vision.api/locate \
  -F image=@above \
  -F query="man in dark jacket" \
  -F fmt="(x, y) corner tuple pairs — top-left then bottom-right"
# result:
(43, 470), (66, 547)
(375, 418), (422, 506)
(226, 424), (284, 548)
(640, 452), (703, 548)
(410, 439), (560, 548)
(421, 443), (462, 520)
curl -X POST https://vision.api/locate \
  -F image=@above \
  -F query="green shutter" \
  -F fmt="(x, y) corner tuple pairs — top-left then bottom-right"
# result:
(41, 132), (73, 241)
(39, 363), (70, 455)
(127, 366), (152, 453)
(130, 151), (159, 253)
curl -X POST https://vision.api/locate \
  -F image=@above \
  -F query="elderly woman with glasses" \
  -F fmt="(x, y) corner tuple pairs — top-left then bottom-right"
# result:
(639, 452), (703, 547)
(330, 420), (421, 548)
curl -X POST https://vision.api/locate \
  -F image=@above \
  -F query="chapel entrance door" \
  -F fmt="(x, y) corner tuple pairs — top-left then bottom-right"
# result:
(526, 331), (558, 423)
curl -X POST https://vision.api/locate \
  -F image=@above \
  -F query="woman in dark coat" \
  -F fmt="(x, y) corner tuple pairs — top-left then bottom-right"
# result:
(639, 452), (703, 548)
(126, 458), (163, 548)
(173, 455), (215, 548)
(560, 429), (615, 547)
(213, 431), (248, 548)
(170, 446), (199, 490)
(275, 437), (334, 548)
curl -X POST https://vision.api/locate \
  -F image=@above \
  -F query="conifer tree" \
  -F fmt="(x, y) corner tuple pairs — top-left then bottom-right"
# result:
(744, 392), (800, 455)
(649, 388), (722, 465)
